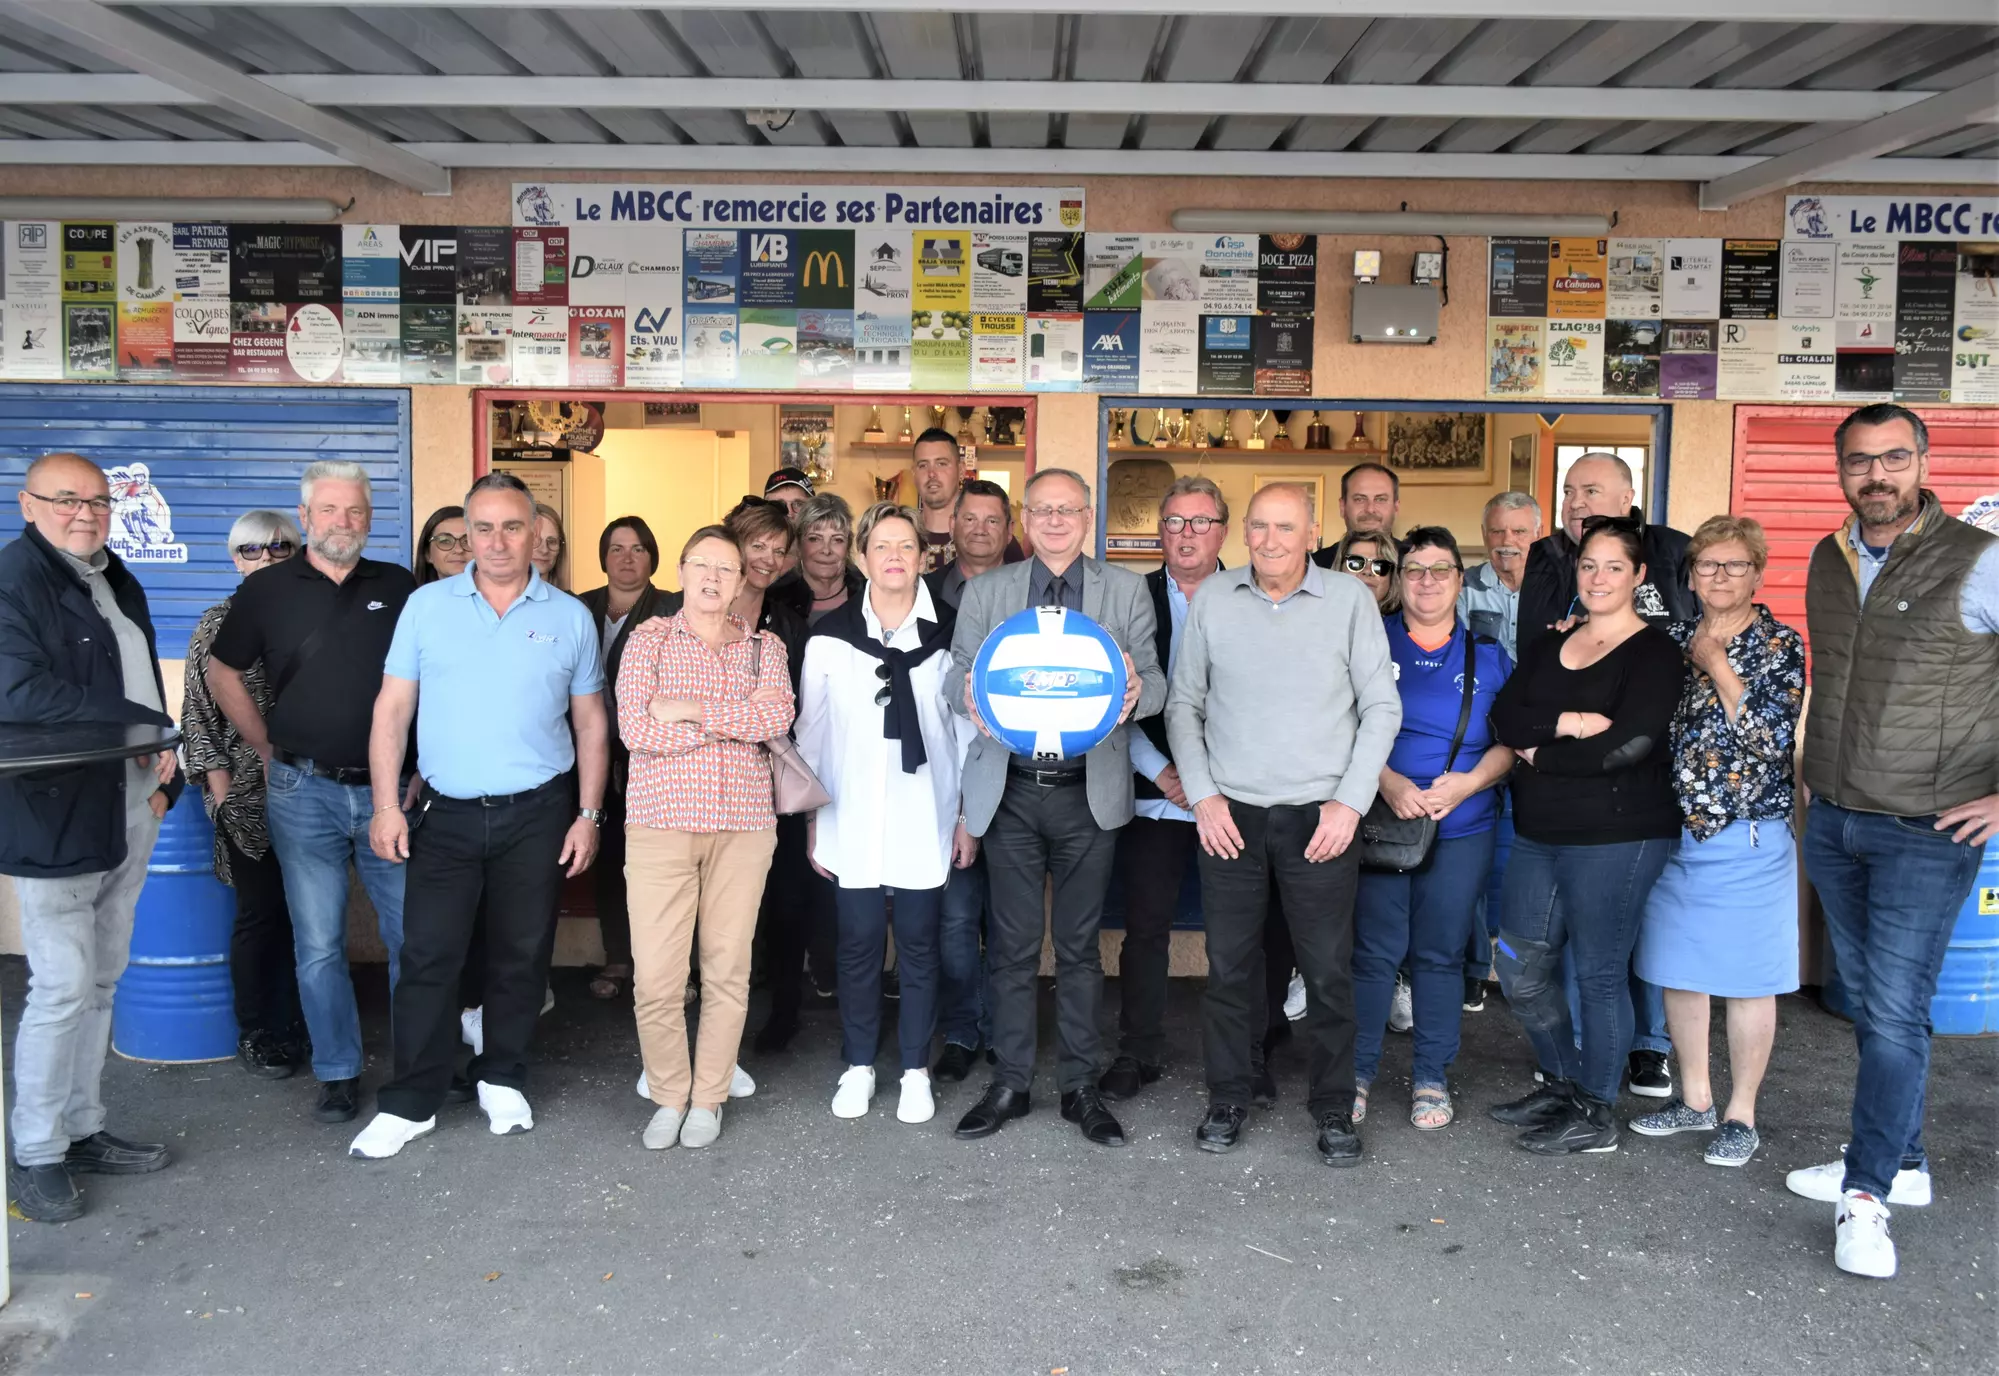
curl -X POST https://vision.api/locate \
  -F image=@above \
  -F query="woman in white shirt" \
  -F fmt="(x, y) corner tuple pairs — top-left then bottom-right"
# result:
(795, 502), (974, 1126)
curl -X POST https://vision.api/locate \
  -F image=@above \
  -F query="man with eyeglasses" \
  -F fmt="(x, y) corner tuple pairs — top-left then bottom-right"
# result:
(206, 459), (417, 1127)
(1789, 402), (1999, 1280)
(945, 467), (1164, 1147)
(1, 452), (182, 1222)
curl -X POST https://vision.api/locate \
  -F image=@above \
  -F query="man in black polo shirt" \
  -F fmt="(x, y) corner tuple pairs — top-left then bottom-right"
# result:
(207, 459), (415, 1125)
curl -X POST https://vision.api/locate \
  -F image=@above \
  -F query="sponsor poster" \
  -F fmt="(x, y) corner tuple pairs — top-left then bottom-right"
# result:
(115, 302), (172, 380)
(683, 308), (737, 383)
(909, 333), (969, 391)
(511, 303), (569, 386)
(341, 225), (399, 301)
(5, 222), (61, 380)
(116, 221), (173, 380)
(1720, 240), (1780, 319)
(1197, 314), (1254, 395)
(399, 303), (455, 384)
(63, 303), (115, 380)
(1951, 253), (1999, 405)
(565, 223), (626, 308)
(456, 305), (512, 385)
(1487, 319), (1542, 396)
(1661, 239), (1722, 318)
(970, 312), (1025, 389)
(1487, 237), (1549, 318)
(1139, 236), (1201, 305)
(797, 308), (853, 387)
(736, 307), (796, 388)
(1892, 241), (1954, 402)
(794, 230), (855, 310)
(1606, 239), (1663, 318)
(1834, 319), (1895, 400)
(682, 229), (739, 309)
(232, 225), (339, 303)
(229, 301), (291, 382)
(625, 232), (684, 389)
(61, 223), (115, 302)
(171, 222), (229, 300)
(1257, 234), (1317, 314)
(971, 232), (1029, 313)
(1139, 300), (1197, 393)
(1604, 320), (1662, 397)
(1026, 233), (1083, 314)
(171, 300), (231, 379)
(854, 304), (911, 389)
(740, 229), (798, 309)
(1716, 319), (1778, 400)
(568, 304), (625, 388)
(512, 227), (568, 308)
(1544, 319), (1604, 398)
(1547, 238), (1607, 319)
(7, 299), (61, 380)
(1835, 241), (1896, 321)
(1780, 241), (1836, 319)
(1082, 309), (1140, 389)
(342, 301), (402, 384)
(912, 231), (971, 311)
(1196, 234), (1258, 314)
(1025, 313), (1083, 390)
(1659, 320), (1718, 400)
(1084, 234), (1142, 309)
(456, 226), (512, 305)
(116, 222), (171, 305)
(1251, 312), (1312, 396)
(513, 182), (1085, 233)
(1776, 320), (1835, 401)
(285, 302), (344, 383)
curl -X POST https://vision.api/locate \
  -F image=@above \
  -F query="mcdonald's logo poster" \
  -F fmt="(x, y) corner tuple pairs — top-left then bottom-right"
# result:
(795, 230), (856, 309)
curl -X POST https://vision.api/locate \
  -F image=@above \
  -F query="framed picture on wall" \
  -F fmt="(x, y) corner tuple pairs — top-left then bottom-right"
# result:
(1508, 432), (1537, 492)
(1385, 411), (1492, 484)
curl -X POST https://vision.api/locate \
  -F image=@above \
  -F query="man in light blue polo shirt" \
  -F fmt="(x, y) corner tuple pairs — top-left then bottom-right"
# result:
(349, 471), (608, 1160)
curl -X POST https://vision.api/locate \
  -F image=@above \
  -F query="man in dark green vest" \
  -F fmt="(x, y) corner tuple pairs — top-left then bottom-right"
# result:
(1789, 403), (1999, 1281)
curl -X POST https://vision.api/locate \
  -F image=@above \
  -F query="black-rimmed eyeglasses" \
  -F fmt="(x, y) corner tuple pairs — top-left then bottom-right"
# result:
(1838, 448), (1917, 475)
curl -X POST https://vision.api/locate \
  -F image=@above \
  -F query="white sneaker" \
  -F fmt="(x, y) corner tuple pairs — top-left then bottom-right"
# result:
(831, 1065), (876, 1119)
(1835, 1190), (1897, 1279)
(897, 1070), (935, 1124)
(541, 985), (556, 1016)
(460, 1006), (484, 1057)
(1786, 1149), (1932, 1206)
(730, 1064), (756, 1099)
(1283, 971), (1307, 1022)
(679, 1105), (723, 1148)
(642, 1105), (685, 1150)
(477, 1081), (534, 1135)
(348, 1111), (435, 1160)
(1387, 976), (1415, 1033)
(635, 1069), (649, 1100)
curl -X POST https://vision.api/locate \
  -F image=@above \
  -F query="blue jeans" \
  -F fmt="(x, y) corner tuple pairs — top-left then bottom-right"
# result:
(1355, 828), (1495, 1088)
(1803, 798), (1985, 1199)
(936, 857), (989, 1051)
(1563, 949), (1671, 1055)
(1494, 834), (1675, 1104)
(835, 884), (942, 1071)
(263, 759), (408, 1082)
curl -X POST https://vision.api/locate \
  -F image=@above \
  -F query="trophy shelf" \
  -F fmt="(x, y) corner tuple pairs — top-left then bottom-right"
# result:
(848, 442), (1024, 453)
(1107, 446), (1388, 459)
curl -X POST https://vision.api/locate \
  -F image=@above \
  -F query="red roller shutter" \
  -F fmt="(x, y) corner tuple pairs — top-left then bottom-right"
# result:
(1730, 405), (1999, 665)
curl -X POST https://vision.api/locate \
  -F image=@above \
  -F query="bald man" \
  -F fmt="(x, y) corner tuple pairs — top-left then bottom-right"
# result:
(1, 452), (181, 1223)
(1516, 452), (1694, 657)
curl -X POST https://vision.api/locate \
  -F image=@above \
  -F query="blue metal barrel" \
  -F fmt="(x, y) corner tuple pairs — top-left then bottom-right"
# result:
(113, 787), (238, 1063)
(1819, 845), (1999, 1038)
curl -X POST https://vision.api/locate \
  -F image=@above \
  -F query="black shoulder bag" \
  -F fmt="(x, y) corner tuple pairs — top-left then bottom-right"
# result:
(1358, 629), (1478, 873)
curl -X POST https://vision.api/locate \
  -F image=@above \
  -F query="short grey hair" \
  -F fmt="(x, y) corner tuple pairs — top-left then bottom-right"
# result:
(796, 491), (854, 542)
(300, 460), (371, 508)
(226, 508), (300, 551)
(1483, 490), (1543, 524)
(1023, 466), (1092, 504)
(1160, 474), (1229, 526)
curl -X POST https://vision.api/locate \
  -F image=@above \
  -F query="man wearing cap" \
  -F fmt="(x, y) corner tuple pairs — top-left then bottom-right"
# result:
(764, 467), (814, 525)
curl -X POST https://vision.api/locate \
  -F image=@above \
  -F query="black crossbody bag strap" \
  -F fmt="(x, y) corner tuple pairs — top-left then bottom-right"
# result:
(271, 573), (364, 703)
(1440, 626), (1478, 774)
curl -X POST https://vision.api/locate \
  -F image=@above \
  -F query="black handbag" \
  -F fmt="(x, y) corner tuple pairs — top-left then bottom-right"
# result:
(1359, 628), (1478, 873)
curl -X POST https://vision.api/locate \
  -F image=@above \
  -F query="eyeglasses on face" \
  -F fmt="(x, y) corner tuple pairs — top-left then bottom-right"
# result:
(1161, 514), (1220, 534)
(532, 537), (563, 554)
(1343, 555), (1397, 578)
(235, 540), (297, 561)
(1693, 558), (1756, 579)
(681, 556), (741, 578)
(429, 532), (471, 552)
(1838, 448), (1917, 475)
(1400, 562), (1461, 582)
(25, 491), (112, 516)
(1024, 504), (1088, 521)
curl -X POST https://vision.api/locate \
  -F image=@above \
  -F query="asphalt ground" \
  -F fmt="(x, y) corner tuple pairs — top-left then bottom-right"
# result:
(1, 958), (1993, 1376)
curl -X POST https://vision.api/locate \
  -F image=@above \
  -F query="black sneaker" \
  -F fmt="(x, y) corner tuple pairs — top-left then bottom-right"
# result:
(1096, 1055), (1162, 1102)
(1462, 978), (1487, 1013)
(1195, 1104), (1248, 1154)
(1627, 1049), (1672, 1099)
(1489, 1079), (1576, 1127)
(8, 1157), (82, 1223)
(933, 1042), (980, 1083)
(237, 1030), (297, 1080)
(65, 1131), (169, 1176)
(314, 1077), (361, 1124)
(1315, 1110), (1362, 1167)
(1517, 1092), (1619, 1154)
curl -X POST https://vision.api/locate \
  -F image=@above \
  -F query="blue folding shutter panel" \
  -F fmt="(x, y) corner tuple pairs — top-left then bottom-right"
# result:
(0, 385), (413, 651)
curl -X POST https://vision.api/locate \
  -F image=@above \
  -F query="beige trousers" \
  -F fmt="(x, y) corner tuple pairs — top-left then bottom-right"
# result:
(626, 825), (777, 1110)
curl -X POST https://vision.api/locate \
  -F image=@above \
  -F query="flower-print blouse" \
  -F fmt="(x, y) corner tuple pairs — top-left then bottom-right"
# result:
(1665, 604), (1806, 842)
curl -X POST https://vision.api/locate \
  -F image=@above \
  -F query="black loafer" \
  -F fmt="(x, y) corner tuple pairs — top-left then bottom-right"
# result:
(237, 1031), (297, 1081)
(65, 1131), (169, 1176)
(953, 1083), (1030, 1140)
(314, 1077), (361, 1124)
(1488, 1080), (1575, 1128)
(1195, 1103), (1248, 1153)
(1315, 1110), (1362, 1167)
(8, 1158), (82, 1223)
(1096, 1054), (1162, 1102)
(1060, 1088), (1126, 1147)
(933, 1042), (980, 1083)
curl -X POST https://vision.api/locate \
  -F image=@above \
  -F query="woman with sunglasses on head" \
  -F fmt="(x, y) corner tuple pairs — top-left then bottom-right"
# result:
(793, 503), (971, 1126)
(1486, 516), (1686, 1155)
(1331, 529), (1403, 614)
(412, 505), (468, 585)
(183, 511), (308, 1079)
(1352, 527), (1514, 1131)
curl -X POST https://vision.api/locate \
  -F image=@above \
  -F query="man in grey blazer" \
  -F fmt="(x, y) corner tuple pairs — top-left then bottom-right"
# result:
(945, 468), (1167, 1147)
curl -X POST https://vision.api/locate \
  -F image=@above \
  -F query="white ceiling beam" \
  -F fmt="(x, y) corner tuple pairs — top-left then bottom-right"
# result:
(1, 73), (1990, 127)
(1700, 75), (1999, 208)
(0, 0), (451, 193)
(1, 138), (1991, 188)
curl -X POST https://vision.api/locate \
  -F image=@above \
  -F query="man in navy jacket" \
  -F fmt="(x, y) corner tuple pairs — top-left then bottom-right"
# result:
(1, 452), (181, 1223)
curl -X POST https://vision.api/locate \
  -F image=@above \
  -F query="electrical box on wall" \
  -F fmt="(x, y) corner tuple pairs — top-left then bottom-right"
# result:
(1351, 283), (1439, 344)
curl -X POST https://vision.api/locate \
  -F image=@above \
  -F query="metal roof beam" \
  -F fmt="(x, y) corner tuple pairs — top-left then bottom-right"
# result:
(1699, 73), (1999, 207)
(0, 0), (451, 193)
(1, 73), (1992, 127)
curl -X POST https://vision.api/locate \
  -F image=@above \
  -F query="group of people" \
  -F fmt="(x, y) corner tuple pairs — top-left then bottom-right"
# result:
(1, 405), (1992, 1286)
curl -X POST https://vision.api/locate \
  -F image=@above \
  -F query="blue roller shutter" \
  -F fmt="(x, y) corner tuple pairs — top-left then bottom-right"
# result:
(0, 385), (413, 650)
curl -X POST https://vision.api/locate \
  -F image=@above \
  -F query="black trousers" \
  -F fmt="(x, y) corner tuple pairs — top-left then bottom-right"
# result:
(1257, 889), (1299, 1045)
(983, 775), (1118, 1094)
(377, 779), (571, 1122)
(1114, 815), (1196, 1065)
(1197, 800), (1361, 1119)
(225, 834), (301, 1036)
(594, 790), (632, 966)
(758, 813), (815, 1025)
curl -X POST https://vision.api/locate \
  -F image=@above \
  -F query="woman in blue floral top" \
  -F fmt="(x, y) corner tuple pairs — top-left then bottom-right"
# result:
(1633, 515), (1806, 1168)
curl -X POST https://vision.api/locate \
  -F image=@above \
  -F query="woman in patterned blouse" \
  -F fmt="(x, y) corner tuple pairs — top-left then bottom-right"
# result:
(1632, 514), (1807, 1169)
(182, 509), (307, 1080)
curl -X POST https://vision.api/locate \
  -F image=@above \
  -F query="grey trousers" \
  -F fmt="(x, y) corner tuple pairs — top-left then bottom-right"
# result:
(10, 809), (160, 1166)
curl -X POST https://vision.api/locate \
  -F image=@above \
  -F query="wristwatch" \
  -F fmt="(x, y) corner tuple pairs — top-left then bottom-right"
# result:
(578, 807), (605, 825)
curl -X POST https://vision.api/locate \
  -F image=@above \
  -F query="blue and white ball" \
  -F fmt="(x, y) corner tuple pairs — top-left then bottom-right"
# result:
(971, 606), (1128, 761)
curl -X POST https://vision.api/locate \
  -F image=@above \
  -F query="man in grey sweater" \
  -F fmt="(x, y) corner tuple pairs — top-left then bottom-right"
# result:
(1167, 483), (1401, 1165)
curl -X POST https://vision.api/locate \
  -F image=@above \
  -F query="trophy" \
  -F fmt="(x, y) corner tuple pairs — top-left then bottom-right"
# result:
(1245, 408), (1270, 450)
(861, 405), (887, 443)
(1304, 411), (1334, 450)
(1193, 411), (1211, 449)
(1151, 407), (1172, 449)
(956, 406), (978, 446)
(1347, 410), (1373, 450)
(872, 471), (900, 501)
(1271, 410), (1294, 450)
(929, 403), (948, 433)
(1108, 408), (1130, 448)
(1217, 410), (1236, 449)
(898, 406), (914, 443)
